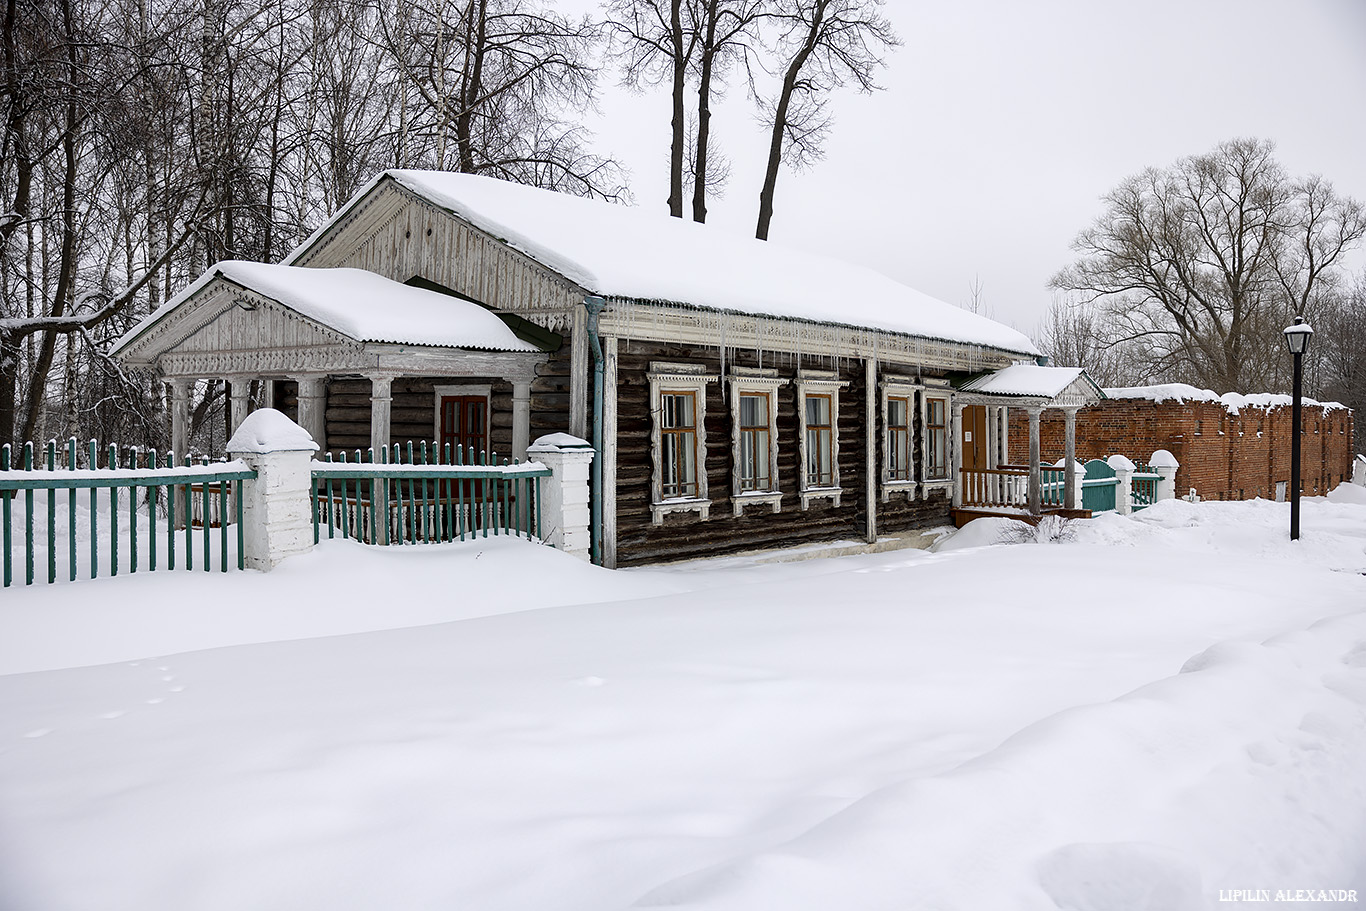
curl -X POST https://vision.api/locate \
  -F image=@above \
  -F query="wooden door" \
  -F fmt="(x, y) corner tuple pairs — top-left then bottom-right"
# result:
(961, 405), (988, 471)
(440, 395), (488, 458)
(440, 395), (489, 526)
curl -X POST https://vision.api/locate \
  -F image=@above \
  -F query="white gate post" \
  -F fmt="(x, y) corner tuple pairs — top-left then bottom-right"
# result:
(527, 433), (595, 560)
(228, 409), (319, 572)
(1108, 454), (1136, 516)
(1150, 449), (1179, 501)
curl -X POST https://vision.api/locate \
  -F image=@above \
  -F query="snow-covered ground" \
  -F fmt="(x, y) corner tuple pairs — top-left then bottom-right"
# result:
(2, 493), (1365, 910)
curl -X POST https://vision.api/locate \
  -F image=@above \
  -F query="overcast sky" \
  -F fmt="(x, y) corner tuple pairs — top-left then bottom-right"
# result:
(573, 0), (1366, 336)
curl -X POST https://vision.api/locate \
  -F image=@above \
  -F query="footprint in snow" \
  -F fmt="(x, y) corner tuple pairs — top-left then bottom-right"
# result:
(23, 729), (52, 739)
(99, 711), (126, 720)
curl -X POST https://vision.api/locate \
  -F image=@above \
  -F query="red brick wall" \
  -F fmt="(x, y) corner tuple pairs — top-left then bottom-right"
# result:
(1008, 400), (1355, 501)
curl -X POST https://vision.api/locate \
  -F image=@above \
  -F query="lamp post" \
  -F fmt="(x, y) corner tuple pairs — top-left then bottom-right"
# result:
(1282, 316), (1314, 541)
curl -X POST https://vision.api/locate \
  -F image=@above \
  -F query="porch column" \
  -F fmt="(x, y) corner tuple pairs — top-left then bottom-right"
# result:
(368, 373), (393, 457)
(999, 406), (1010, 465)
(262, 379), (277, 410)
(1063, 407), (1079, 510)
(951, 402), (965, 508)
(1027, 406), (1042, 515)
(512, 379), (532, 461)
(295, 376), (327, 453)
(602, 338), (619, 568)
(168, 378), (192, 459)
(985, 405), (998, 470)
(228, 377), (253, 435)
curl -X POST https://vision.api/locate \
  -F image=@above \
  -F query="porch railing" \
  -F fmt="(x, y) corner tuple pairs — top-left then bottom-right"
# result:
(1, 440), (254, 588)
(960, 465), (1068, 510)
(310, 442), (551, 545)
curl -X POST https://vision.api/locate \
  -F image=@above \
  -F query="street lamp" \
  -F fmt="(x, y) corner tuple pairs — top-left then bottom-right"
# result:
(1282, 316), (1314, 541)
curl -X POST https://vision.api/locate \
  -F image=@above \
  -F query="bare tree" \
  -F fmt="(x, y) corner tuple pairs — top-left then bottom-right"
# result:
(1051, 139), (1366, 394)
(383, 0), (625, 199)
(753, 0), (895, 240)
(606, 0), (700, 216)
(689, 0), (766, 222)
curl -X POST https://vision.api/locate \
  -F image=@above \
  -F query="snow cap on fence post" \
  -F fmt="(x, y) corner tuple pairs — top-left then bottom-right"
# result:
(227, 409), (319, 572)
(1149, 449), (1179, 501)
(1107, 454), (1136, 515)
(527, 432), (595, 560)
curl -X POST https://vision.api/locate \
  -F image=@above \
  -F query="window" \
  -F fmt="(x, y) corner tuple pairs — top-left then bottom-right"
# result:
(924, 395), (949, 482)
(728, 370), (786, 515)
(805, 395), (834, 486)
(795, 371), (848, 509)
(660, 392), (698, 498)
(886, 396), (911, 481)
(738, 395), (770, 491)
(647, 363), (717, 524)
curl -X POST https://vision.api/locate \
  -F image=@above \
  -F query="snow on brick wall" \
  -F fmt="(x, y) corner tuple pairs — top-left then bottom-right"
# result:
(1008, 400), (1355, 501)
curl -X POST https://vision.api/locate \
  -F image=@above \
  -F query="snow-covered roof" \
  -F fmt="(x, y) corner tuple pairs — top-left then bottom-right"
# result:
(287, 171), (1038, 356)
(1104, 384), (1348, 414)
(959, 364), (1101, 399)
(112, 261), (539, 356)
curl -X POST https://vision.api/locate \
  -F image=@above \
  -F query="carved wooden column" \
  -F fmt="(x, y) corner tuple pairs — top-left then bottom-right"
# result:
(1063, 407), (1079, 511)
(168, 378), (192, 459)
(951, 401), (965, 508)
(228, 377), (252, 435)
(368, 373), (393, 458)
(864, 358), (877, 543)
(512, 379), (532, 461)
(295, 376), (327, 452)
(1028, 406), (1043, 516)
(985, 405), (998, 470)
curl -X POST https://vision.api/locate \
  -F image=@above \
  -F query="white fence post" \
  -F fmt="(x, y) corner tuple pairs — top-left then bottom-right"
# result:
(1108, 454), (1136, 516)
(527, 433), (595, 561)
(227, 409), (319, 572)
(1150, 449), (1179, 501)
(1353, 454), (1366, 487)
(1068, 460), (1085, 510)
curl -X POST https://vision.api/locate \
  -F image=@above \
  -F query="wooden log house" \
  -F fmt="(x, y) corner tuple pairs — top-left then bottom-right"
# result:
(112, 171), (1102, 566)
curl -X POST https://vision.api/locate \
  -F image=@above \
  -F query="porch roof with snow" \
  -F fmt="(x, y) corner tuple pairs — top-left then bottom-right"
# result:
(285, 170), (1039, 358)
(111, 261), (543, 379)
(956, 365), (1106, 408)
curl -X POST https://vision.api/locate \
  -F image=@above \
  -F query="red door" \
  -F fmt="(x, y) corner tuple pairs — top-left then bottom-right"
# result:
(440, 395), (488, 459)
(440, 395), (489, 527)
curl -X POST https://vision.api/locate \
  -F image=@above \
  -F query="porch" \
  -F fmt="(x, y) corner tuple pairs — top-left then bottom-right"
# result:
(950, 365), (1106, 527)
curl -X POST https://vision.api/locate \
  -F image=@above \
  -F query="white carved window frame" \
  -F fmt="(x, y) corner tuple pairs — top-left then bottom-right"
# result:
(795, 371), (849, 509)
(881, 378), (922, 502)
(648, 362), (717, 525)
(921, 388), (954, 491)
(728, 369), (787, 516)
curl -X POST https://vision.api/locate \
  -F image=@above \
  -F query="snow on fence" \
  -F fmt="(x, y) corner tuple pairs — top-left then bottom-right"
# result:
(309, 442), (552, 546)
(0, 440), (255, 588)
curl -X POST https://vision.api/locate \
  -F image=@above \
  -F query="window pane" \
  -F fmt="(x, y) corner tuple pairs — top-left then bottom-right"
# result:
(888, 397), (907, 428)
(805, 394), (830, 426)
(740, 393), (766, 427)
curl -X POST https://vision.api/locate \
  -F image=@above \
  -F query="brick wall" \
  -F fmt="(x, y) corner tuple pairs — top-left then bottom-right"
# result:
(1008, 400), (1355, 501)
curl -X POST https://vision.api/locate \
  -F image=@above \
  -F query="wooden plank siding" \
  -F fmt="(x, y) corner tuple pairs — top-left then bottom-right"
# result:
(291, 180), (583, 327)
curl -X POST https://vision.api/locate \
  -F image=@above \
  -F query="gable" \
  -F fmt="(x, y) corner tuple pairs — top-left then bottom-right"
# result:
(286, 178), (583, 330)
(118, 281), (363, 376)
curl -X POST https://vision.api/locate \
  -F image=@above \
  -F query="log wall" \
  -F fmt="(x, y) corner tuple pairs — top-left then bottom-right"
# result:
(613, 342), (897, 566)
(318, 345), (574, 460)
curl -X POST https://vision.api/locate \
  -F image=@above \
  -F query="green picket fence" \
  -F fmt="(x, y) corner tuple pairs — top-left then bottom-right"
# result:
(1039, 466), (1067, 508)
(1, 440), (256, 588)
(1131, 468), (1160, 511)
(310, 442), (551, 546)
(1081, 459), (1119, 512)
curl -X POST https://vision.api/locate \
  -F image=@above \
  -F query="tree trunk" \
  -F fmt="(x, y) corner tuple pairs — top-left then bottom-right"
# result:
(756, 2), (822, 240)
(691, 0), (718, 223)
(667, 0), (686, 218)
